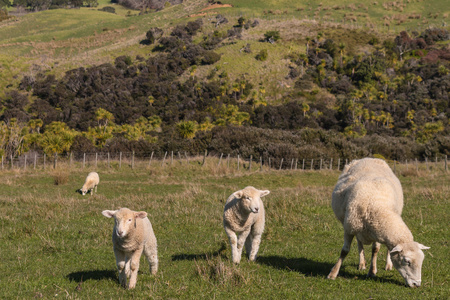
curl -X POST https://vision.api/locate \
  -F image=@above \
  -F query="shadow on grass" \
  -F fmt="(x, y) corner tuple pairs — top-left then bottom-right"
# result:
(67, 269), (117, 283)
(172, 243), (227, 261)
(258, 255), (403, 285)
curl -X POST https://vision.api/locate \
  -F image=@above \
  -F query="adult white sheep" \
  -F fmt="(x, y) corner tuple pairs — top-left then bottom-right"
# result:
(223, 186), (270, 264)
(327, 158), (430, 287)
(102, 208), (158, 289)
(79, 172), (99, 195)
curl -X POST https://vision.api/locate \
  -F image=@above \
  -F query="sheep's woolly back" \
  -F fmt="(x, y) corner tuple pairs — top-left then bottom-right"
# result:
(332, 158), (412, 248)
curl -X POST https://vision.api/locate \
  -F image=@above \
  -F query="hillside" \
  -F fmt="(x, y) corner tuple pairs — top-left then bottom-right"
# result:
(0, 0), (450, 163)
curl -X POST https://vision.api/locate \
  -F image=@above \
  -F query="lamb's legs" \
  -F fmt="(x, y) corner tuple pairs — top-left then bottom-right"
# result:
(114, 250), (127, 288)
(225, 227), (249, 264)
(385, 247), (393, 270)
(327, 232), (354, 279)
(144, 243), (158, 275)
(247, 233), (262, 261)
(128, 248), (144, 289)
(368, 242), (381, 277)
(357, 238), (366, 270)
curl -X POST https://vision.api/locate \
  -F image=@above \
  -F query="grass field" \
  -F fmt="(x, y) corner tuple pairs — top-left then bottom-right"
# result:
(0, 160), (448, 298)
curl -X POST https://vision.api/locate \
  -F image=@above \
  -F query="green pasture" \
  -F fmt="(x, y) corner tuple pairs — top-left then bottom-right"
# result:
(0, 160), (448, 298)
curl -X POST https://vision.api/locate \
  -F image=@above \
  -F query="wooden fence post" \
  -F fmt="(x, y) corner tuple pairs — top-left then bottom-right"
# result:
(171, 151), (173, 166)
(425, 157), (428, 171)
(43, 153), (46, 170)
(330, 158), (333, 170)
(227, 154), (230, 168)
(302, 159), (305, 170)
(178, 151), (182, 163)
(394, 160), (396, 173)
(70, 152), (73, 167)
(260, 156), (263, 171)
(149, 152), (154, 167)
(162, 151), (167, 167)
(295, 159), (298, 170)
(34, 153), (37, 170)
(290, 158), (294, 170)
(95, 153), (98, 169)
(268, 157), (271, 169)
(108, 152), (110, 168)
(24, 155), (27, 170)
(119, 152), (122, 169)
(218, 153), (223, 166)
(132, 151), (135, 169)
(337, 158), (340, 171)
(415, 158), (418, 171)
(249, 155), (252, 171)
(1, 156), (3, 170)
(10, 154), (13, 169)
(202, 150), (207, 166)
(237, 155), (240, 171)
(445, 155), (448, 172)
(279, 158), (284, 170)
(310, 159), (314, 170)
(320, 159), (323, 170)
(83, 153), (86, 168)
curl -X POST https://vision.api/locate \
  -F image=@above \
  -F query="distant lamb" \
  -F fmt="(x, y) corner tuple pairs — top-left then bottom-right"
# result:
(102, 208), (158, 289)
(327, 158), (429, 287)
(223, 186), (270, 264)
(79, 172), (99, 195)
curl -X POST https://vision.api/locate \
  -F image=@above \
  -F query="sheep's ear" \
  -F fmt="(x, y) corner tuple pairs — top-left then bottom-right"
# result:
(135, 211), (147, 219)
(259, 190), (270, 197)
(102, 210), (116, 218)
(234, 190), (244, 199)
(418, 243), (430, 250)
(390, 245), (403, 254)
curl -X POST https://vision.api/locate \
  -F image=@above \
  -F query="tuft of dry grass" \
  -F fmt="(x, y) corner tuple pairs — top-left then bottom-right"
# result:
(52, 169), (69, 185)
(195, 255), (248, 286)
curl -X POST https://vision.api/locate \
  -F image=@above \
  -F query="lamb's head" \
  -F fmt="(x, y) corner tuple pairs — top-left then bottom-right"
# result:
(390, 242), (430, 287)
(102, 208), (148, 238)
(80, 187), (88, 195)
(234, 186), (270, 214)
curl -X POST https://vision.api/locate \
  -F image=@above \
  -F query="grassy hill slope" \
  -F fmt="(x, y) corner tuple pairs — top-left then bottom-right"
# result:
(0, 0), (449, 98)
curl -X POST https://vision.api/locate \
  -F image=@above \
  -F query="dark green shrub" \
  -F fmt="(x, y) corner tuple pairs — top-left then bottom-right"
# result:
(255, 49), (268, 61)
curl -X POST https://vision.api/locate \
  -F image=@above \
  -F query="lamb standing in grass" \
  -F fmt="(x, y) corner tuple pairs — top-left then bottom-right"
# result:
(223, 186), (270, 264)
(102, 208), (158, 289)
(79, 172), (99, 195)
(327, 158), (429, 287)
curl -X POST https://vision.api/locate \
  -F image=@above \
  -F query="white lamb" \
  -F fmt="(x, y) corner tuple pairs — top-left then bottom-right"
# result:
(223, 186), (270, 264)
(79, 172), (99, 195)
(102, 208), (158, 289)
(327, 158), (430, 287)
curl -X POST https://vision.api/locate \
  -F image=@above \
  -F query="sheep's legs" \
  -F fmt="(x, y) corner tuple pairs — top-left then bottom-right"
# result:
(368, 242), (380, 277)
(357, 238), (366, 270)
(128, 248), (144, 289)
(385, 248), (393, 270)
(225, 227), (249, 264)
(114, 250), (128, 288)
(246, 233), (262, 261)
(327, 232), (353, 279)
(144, 243), (158, 275)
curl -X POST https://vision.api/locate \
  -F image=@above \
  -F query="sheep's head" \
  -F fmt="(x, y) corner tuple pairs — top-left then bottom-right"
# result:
(234, 186), (270, 214)
(80, 188), (88, 195)
(102, 208), (148, 238)
(390, 242), (430, 287)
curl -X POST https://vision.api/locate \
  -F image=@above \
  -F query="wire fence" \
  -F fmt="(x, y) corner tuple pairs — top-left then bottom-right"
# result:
(1, 151), (448, 173)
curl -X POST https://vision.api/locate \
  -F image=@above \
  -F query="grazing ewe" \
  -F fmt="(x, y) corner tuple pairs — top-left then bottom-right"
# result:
(79, 172), (99, 195)
(102, 208), (158, 289)
(327, 158), (430, 287)
(223, 186), (270, 264)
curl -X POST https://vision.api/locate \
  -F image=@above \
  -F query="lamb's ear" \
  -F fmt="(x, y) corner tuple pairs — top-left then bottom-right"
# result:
(259, 190), (270, 197)
(418, 243), (430, 250)
(234, 190), (244, 198)
(102, 210), (116, 218)
(390, 245), (403, 254)
(135, 211), (147, 219)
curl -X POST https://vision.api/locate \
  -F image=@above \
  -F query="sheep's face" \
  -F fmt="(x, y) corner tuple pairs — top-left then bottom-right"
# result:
(235, 186), (270, 214)
(390, 242), (430, 287)
(81, 188), (88, 195)
(102, 208), (148, 239)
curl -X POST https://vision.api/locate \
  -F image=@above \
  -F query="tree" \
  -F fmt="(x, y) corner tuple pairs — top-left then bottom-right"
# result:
(38, 122), (78, 155)
(176, 120), (198, 139)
